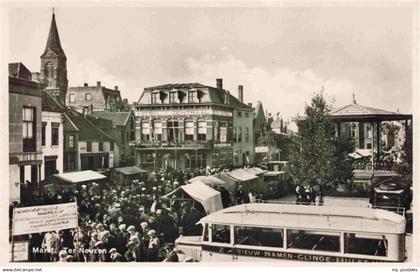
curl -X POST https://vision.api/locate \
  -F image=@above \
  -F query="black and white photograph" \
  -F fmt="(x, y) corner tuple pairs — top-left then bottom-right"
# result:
(1, 0), (419, 269)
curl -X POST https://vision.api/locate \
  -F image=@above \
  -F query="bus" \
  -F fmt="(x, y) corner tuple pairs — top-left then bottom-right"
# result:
(175, 203), (406, 262)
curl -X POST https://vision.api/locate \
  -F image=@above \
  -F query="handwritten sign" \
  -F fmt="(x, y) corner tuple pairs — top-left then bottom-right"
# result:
(9, 241), (29, 262)
(13, 202), (78, 235)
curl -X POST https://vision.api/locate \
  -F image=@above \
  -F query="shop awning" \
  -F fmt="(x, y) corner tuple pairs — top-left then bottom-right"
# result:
(114, 166), (147, 176)
(163, 181), (223, 214)
(53, 170), (106, 184)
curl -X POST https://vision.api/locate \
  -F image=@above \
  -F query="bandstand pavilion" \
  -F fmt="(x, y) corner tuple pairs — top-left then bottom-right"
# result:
(330, 95), (412, 183)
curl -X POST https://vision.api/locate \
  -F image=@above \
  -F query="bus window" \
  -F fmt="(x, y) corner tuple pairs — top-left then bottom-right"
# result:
(234, 226), (283, 248)
(203, 223), (209, 242)
(287, 229), (340, 252)
(212, 224), (231, 244)
(344, 233), (388, 257)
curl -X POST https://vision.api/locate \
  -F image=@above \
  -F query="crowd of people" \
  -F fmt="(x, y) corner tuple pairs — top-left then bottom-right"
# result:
(10, 167), (263, 262)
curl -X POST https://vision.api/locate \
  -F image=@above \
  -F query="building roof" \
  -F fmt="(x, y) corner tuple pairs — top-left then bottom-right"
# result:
(64, 109), (114, 142)
(198, 203), (406, 234)
(90, 111), (132, 128)
(9, 62), (32, 81)
(42, 91), (64, 112)
(254, 101), (266, 122)
(43, 13), (66, 57)
(141, 82), (252, 110)
(330, 100), (411, 122)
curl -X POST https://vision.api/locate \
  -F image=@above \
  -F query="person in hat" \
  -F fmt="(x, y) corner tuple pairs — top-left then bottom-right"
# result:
(235, 185), (246, 205)
(146, 230), (160, 262)
(58, 249), (68, 262)
(109, 248), (124, 262)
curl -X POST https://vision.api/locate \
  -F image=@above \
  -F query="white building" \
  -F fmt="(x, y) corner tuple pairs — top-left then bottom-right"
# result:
(41, 91), (64, 180)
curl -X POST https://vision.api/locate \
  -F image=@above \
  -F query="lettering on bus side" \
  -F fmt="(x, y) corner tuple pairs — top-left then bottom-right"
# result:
(202, 245), (385, 262)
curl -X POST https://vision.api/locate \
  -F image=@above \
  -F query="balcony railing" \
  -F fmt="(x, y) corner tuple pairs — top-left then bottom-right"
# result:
(10, 151), (43, 163)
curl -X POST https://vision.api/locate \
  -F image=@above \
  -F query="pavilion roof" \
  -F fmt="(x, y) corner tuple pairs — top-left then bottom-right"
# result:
(330, 102), (411, 122)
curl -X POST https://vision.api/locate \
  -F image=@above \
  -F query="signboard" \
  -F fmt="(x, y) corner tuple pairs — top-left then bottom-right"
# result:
(136, 108), (232, 117)
(9, 165), (20, 203)
(202, 245), (383, 262)
(9, 241), (29, 262)
(220, 127), (227, 143)
(255, 146), (269, 153)
(13, 202), (78, 236)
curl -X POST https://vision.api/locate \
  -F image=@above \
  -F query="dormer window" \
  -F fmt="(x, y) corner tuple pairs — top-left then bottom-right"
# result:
(169, 92), (177, 103)
(188, 91), (196, 103)
(151, 92), (158, 104)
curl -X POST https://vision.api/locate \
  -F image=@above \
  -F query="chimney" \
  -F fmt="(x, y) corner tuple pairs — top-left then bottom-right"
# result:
(97, 81), (101, 87)
(114, 85), (118, 91)
(84, 83), (88, 87)
(123, 98), (128, 104)
(248, 102), (253, 108)
(216, 78), (223, 90)
(238, 85), (244, 103)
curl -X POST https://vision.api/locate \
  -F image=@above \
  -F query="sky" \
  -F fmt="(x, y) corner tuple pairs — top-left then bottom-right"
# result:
(8, 5), (414, 125)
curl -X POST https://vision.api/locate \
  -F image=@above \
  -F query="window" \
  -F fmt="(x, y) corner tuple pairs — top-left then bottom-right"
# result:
(51, 123), (60, 146)
(188, 91), (196, 103)
(153, 121), (162, 141)
(197, 121), (207, 141)
(203, 223), (209, 242)
(219, 124), (227, 143)
(234, 226), (283, 248)
(130, 117), (135, 130)
(85, 93), (91, 101)
(233, 127), (237, 142)
(151, 93), (158, 104)
(130, 131), (135, 141)
(121, 130), (125, 143)
(245, 127), (249, 142)
(287, 229), (340, 252)
(366, 125), (372, 138)
(68, 135), (74, 148)
(22, 107), (36, 152)
(99, 142), (104, 151)
(237, 111), (242, 117)
(168, 121), (179, 142)
(185, 121), (194, 141)
(42, 122), (47, 146)
(238, 127), (242, 142)
(169, 92), (177, 103)
(245, 112), (249, 118)
(110, 141), (114, 151)
(45, 62), (54, 78)
(69, 93), (75, 103)
(142, 122), (150, 141)
(212, 224), (230, 244)
(367, 143), (372, 149)
(344, 233), (387, 256)
(87, 141), (92, 152)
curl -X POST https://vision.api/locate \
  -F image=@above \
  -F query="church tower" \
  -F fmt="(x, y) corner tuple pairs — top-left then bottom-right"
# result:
(40, 10), (68, 104)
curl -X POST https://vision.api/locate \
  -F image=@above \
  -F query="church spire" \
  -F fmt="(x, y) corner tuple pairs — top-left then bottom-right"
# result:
(44, 9), (65, 57)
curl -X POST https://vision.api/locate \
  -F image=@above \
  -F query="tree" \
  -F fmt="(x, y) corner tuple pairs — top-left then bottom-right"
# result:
(287, 93), (354, 201)
(394, 123), (412, 182)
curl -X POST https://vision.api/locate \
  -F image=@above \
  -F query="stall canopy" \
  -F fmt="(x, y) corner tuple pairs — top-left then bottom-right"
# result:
(188, 176), (225, 186)
(54, 170), (106, 184)
(227, 168), (258, 182)
(243, 167), (267, 176)
(163, 181), (223, 214)
(115, 166), (147, 176)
